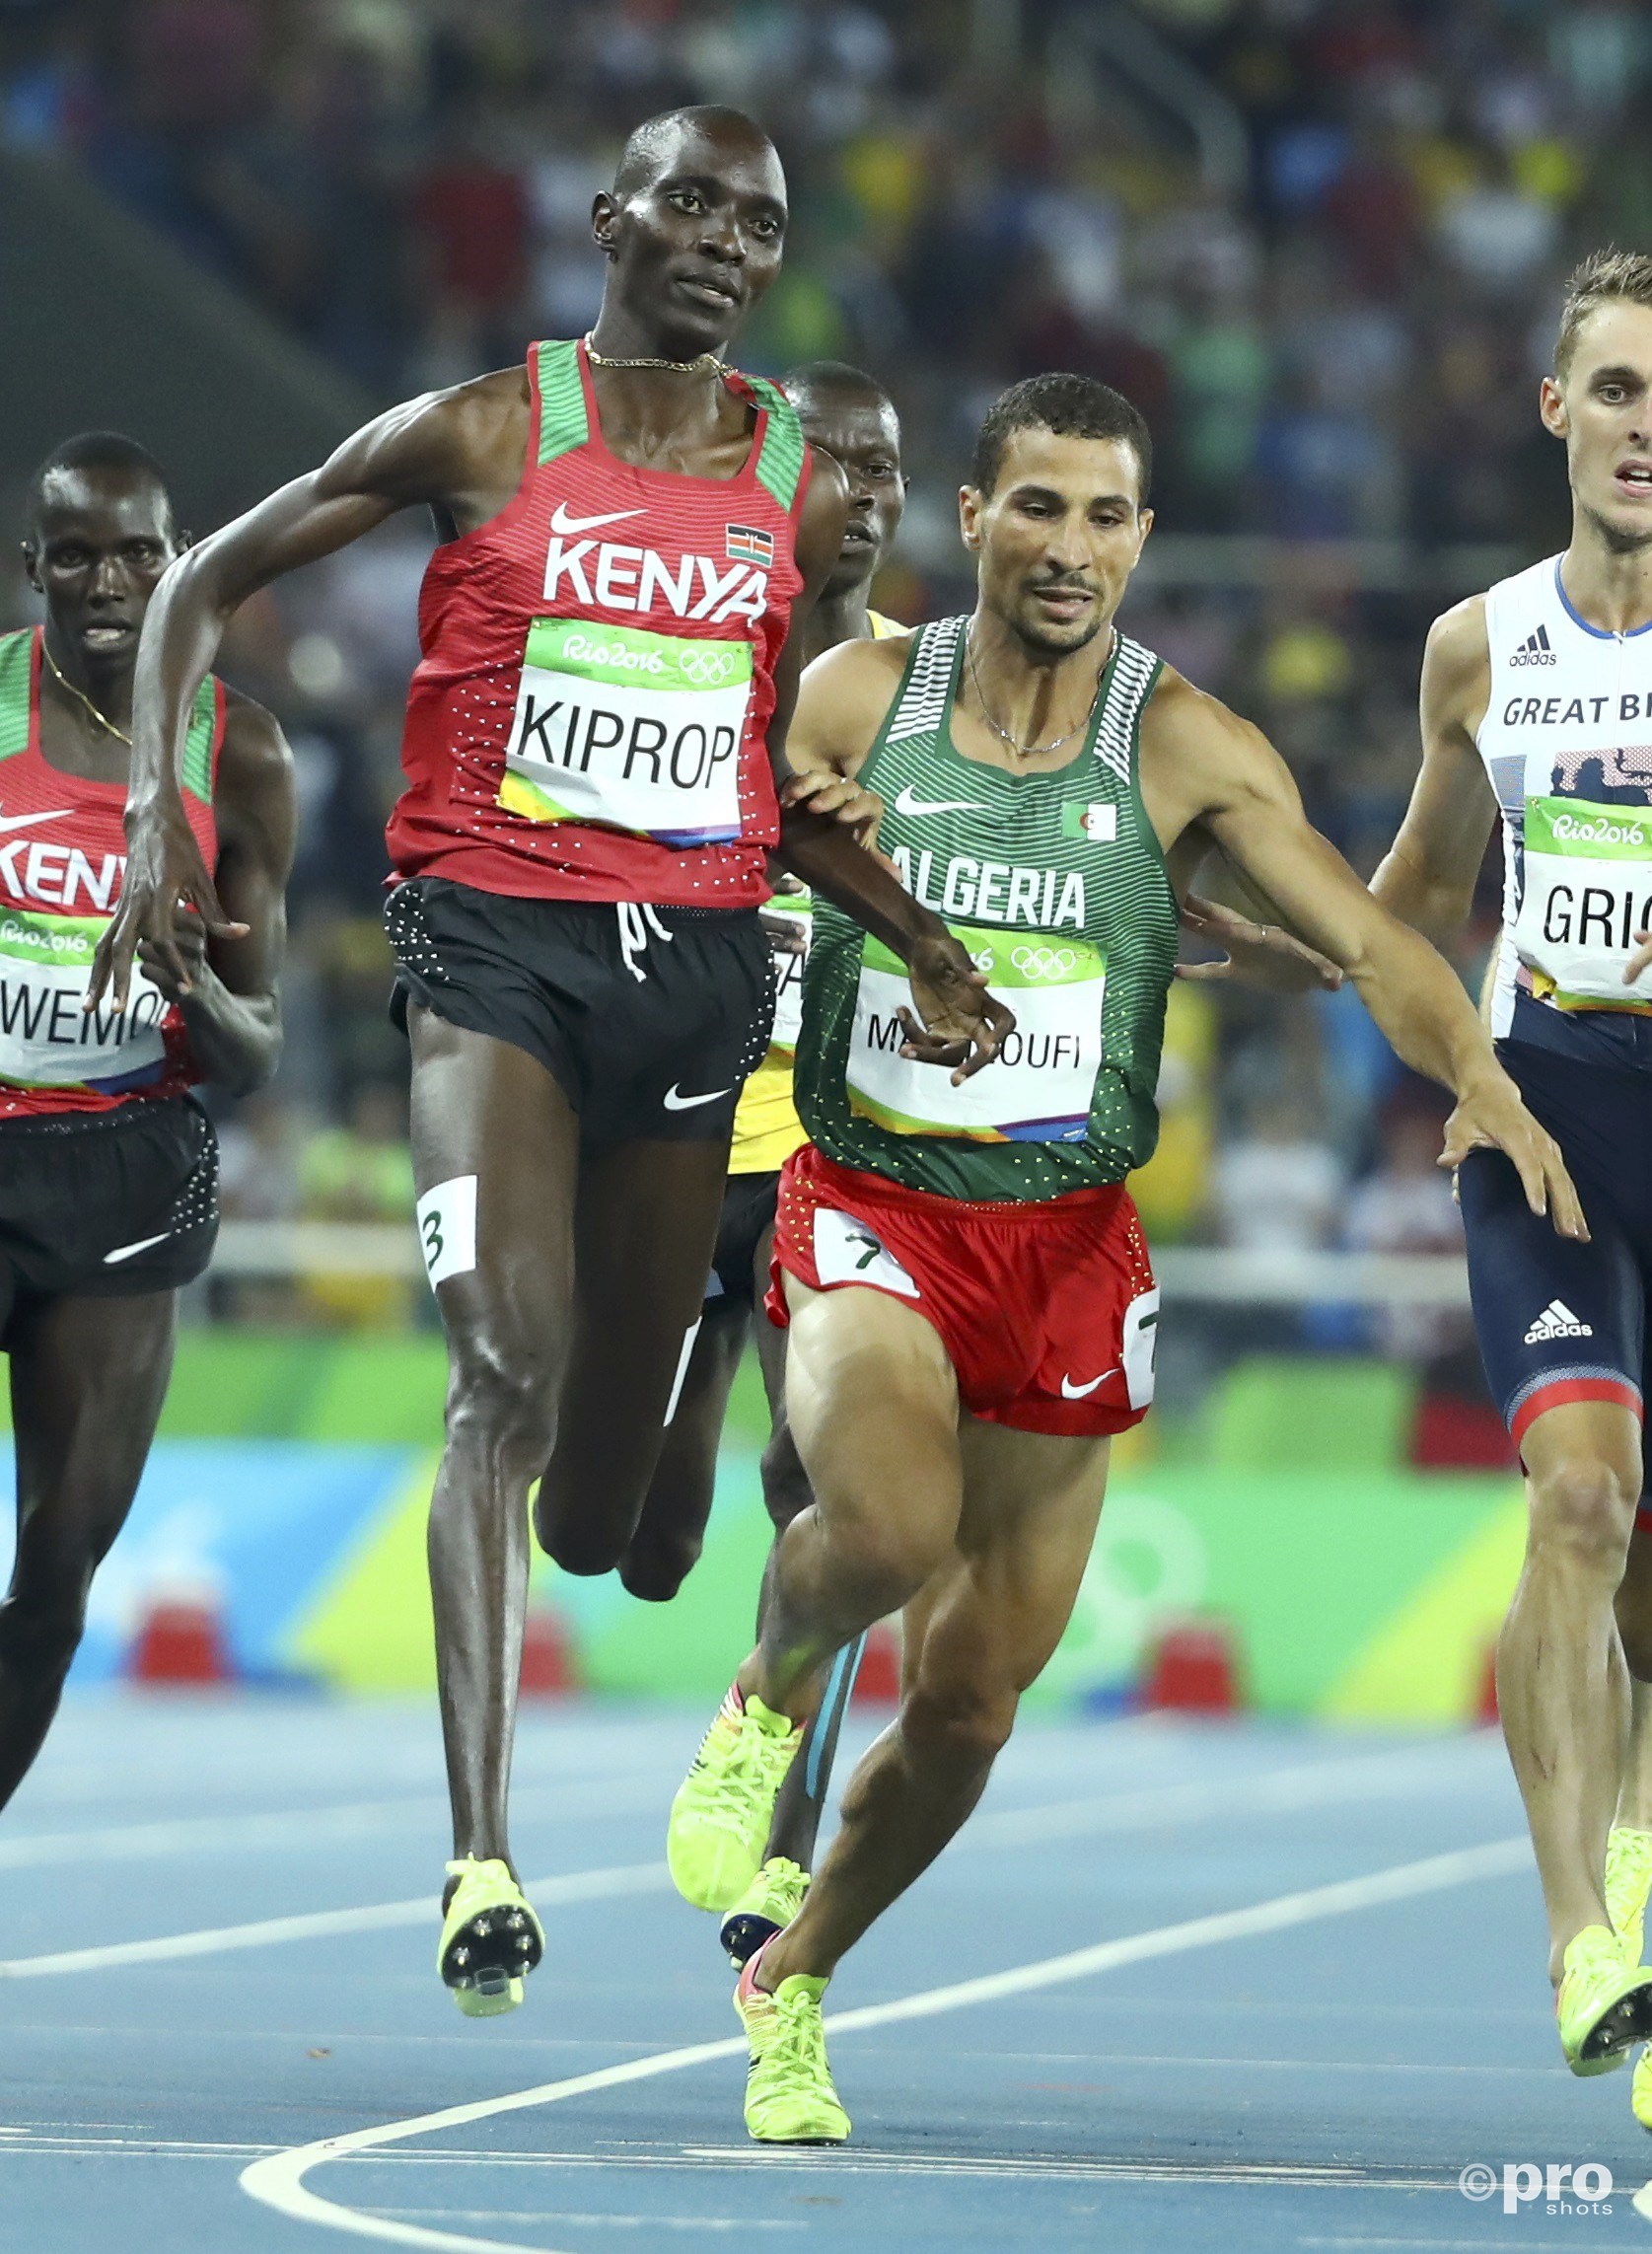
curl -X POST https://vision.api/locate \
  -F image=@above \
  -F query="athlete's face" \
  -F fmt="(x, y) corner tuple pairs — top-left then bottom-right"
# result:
(23, 472), (184, 678)
(593, 123), (787, 354)
(960, 428), (1151, 656)
(1543, 301), (1652, 554)
(792, 392), (905, 598)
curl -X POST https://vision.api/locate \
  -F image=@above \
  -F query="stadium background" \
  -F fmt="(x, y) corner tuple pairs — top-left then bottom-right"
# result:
(0, 0), (1641, 1717)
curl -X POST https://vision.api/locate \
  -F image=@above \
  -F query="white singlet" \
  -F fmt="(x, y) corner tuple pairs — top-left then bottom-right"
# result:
(1477, 554), (1652, 1036)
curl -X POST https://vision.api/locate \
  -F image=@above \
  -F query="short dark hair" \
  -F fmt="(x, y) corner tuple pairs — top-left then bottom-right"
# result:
(611, 105), (777, 200)
(971, 374), (1152, 504)
(1555, 246), (1652, 379)
(782, 359), (896, 411)
(28, 431), (173, 536)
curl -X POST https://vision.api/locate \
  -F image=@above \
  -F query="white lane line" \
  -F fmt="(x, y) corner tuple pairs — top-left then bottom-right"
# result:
(0, 1736), (1494, 1980)
(368, 2218), (798, 2235)
(240, 1833), (1530, 2254)
(0, 1776), (674, 1873)
(970, 1741), (1499, 1850)
(0, 1862), (669, 1979)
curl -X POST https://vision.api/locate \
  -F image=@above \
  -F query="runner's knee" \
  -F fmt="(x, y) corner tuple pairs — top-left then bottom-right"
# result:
(898, 1674), (1017, 1779)
(443, 1337), (560, 1475)
(759, 1420), (812, 1534)
(1527, 1457), (1638, 1578)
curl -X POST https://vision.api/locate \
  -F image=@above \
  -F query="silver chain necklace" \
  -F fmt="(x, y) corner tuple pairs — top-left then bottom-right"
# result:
(964, 624), (1114, 759)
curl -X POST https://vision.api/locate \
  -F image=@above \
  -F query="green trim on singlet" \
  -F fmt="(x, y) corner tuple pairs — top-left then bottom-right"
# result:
(0, 630), (32, 760)
(745, 376), (806, 513)
(180, 675), (217, 804)
(537, 340), (591, 465)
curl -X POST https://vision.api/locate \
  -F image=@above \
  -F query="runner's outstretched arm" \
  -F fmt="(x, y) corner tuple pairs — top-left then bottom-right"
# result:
(769, 631), (1013, 1078)
(133, 695), (297, 1093)
(90, 383), (515, 1010)
(1146, 671), (1587, 1241)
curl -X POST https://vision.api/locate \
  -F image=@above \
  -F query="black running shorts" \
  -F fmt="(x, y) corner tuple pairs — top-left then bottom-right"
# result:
(1458, 1036), (1652, 1513)
(386, 878), (775, 1149)
(707, 1169), (781, 1312)
(0, 1096), (219, 1335)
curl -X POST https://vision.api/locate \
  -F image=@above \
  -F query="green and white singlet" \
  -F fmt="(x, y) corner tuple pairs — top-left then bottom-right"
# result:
(795, 615), (1178, 1200)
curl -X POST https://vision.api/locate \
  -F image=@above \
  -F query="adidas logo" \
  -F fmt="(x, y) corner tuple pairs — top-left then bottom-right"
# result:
(1523, 1297), (1593, 1343)
(1511, 622), (1555, 667)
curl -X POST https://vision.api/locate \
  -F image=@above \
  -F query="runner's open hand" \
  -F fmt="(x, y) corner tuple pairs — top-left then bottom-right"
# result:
(1174, 894), (1342, 994)
(136, 903), (210, 1005)
(781, 769), (886, 854)
(898, 931), (1015, 1084)
(88, 799), (246, 1012)
(1441, 1072), (1589, 1242)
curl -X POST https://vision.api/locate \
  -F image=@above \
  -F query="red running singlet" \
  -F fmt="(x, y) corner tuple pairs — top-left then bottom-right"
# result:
(388, 338), (813, 909)
(0, 627), (221, 1120)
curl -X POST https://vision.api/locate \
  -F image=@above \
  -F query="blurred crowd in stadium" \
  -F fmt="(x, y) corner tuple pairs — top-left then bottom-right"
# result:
(0, 0), (1646, 1358)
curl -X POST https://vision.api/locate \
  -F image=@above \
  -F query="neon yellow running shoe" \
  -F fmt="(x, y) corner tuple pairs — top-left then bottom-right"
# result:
(720, 1855), (811, 1967)
(1556, 1924), (1652, 2075)
(1608, 1825), (1652, 1967)
(735, 1942), (849, 2144)
(668, 1685), (803, 1914)
(438, 1856), (543, 2018)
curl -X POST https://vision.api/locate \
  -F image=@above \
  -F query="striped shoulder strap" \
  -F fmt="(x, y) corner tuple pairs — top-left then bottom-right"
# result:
(1091, 632), (1161, 786)
(0, 629), (34, 762)
(886, 615), (966, 744)
(742, 375), (807, 513)
(180, 675), (220, 803)
(535, 339), (590, 466)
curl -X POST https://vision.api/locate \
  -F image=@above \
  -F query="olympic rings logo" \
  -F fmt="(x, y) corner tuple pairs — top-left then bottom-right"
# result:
(1011, 944), (1081, 979)
(681, 647), (742, 686)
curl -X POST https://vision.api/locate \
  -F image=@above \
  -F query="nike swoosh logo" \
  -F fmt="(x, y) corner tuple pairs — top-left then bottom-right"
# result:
(0, 808), (72, 835)
(1060, 1366), (1120, 1399)
(549, 502), (646, 537)
(894, 785), (988, 819)
(103, 1231), (172, 1266)
(663, 1084), (733, 1111)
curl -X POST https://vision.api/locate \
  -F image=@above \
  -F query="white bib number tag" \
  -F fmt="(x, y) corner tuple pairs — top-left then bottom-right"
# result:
(0, 909), (169, 1090)
(499, 617), (750, 846)
(764, 894), (812, 1054)
(1514, 795), (1652, 1007)
(844, 922), (1105, 1143)
(812, 1205), (919, 1297)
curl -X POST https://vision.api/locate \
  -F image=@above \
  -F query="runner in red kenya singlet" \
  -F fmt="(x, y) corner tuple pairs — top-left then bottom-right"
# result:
(0, 433), (293, 1821)
(93, 105), (1005, 2016)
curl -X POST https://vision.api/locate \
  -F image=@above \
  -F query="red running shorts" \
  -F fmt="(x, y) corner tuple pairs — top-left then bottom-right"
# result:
(767, 1142), (1159, 1437)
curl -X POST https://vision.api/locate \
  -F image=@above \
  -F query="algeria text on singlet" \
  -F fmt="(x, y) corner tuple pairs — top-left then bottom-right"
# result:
(794, 616), (1180, 1200)
(389, 337), (813, 909)
(0, 627), (219, 1119)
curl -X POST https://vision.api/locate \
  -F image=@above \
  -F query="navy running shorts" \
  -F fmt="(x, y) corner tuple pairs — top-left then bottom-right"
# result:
(1459, 1037), (1652, 1509)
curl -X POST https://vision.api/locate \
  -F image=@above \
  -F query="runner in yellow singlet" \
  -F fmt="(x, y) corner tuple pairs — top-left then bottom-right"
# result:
(617, 364), (905, 1955)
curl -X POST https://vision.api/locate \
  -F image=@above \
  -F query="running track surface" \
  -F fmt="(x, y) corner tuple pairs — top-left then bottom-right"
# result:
(2, 1697), (1649, 2253)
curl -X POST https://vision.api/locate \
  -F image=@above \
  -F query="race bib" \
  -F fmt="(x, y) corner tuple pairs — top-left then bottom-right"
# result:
(0, 908), (170, 1090)
(1514, 795), (1652, 1008)
(764, 893), (812, 1054)
(845, 921), (1105, 1142)
(498, 618), (751, 846)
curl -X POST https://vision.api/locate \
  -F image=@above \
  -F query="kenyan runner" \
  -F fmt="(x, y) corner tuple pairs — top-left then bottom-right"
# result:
(91, 108), (1002, 2017)
(0, 431), (293, 1816)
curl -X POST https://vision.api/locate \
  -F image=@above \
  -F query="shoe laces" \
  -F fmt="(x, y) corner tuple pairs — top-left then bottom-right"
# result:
(762, 1981), (829, 2081)
(696, 1710), (795, 1829)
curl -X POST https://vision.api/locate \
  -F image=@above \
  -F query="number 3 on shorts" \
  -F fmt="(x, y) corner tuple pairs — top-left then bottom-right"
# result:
(1122, 1287), (1160, 1411)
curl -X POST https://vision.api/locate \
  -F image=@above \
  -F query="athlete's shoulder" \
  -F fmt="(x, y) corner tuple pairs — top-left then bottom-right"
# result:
(1421, 594), (1491, 723)
(1142, 663), (1264, 759)
(217, 689), (295, 794)
(330, 364), (529, 503)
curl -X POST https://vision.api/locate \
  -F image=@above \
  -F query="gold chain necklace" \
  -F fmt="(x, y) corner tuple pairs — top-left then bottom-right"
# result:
(583, 332), (728, 375)
(40, 637), (132, 747)
(965, 624), (1113, 760)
